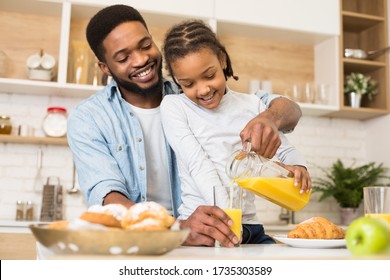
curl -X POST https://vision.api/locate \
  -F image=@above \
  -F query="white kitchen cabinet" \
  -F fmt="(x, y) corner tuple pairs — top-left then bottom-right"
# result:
(0, 0), (213, 99)
(214, 0), (340, 44)
(74, 0), (214, 19)
(215, 0), (341, 117)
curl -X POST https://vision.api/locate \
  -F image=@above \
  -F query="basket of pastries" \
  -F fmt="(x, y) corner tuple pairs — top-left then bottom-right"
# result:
(30, 201), (189, 256)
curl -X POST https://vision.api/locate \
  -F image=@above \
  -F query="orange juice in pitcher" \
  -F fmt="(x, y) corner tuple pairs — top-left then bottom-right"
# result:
(226, 141), (310, 211)
(235, 177), (310, 211)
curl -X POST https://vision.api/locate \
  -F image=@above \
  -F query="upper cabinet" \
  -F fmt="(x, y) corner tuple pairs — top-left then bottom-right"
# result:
(1, 0), (388, 120)
(328, 0), (389, 120)
(215, 0), (341, 117)
(0, 0), (214, 98)
(214, 0), (340, 44)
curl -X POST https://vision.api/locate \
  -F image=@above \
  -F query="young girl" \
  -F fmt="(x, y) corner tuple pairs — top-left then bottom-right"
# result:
(160, 20), (311, 244)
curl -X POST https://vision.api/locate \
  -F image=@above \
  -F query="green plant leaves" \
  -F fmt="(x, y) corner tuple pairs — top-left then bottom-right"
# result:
(344, 72), (378, 100)
(313, 159), (390, 208)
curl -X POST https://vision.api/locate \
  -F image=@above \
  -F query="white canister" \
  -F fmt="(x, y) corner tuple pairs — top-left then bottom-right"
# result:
(42, 107), (67, 137)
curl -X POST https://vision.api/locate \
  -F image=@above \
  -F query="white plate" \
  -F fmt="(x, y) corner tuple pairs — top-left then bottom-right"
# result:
(273, 234), (346, 249)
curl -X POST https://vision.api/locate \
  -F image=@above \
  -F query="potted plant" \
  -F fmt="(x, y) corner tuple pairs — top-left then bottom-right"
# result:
(344, 72), (378, 108)
(313, 159), (389, 225)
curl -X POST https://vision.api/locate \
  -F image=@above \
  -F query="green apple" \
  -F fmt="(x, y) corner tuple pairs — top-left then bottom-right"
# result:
(346, 216), (390, 256)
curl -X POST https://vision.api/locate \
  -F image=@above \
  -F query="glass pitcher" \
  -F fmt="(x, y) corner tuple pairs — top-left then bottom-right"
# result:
(225, 141), (310, 211)
(225, 141), (291, 180)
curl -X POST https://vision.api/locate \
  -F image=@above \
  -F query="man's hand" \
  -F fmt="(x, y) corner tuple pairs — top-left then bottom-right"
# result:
(103, 191), (134, 208)
(179, 206), (239, 247)
(240, 97), (302, 158)
(240, 110), (281, 158)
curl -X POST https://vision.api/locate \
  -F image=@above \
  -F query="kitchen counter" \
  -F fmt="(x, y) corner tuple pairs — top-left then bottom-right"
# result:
(2, 220), (357, 260)
(0, 220), (39, 259)
(37, 243), (354, 260)
(0, 233), (37, 260)
(0, 220), (297, 234)
(0, 220), (40, 233)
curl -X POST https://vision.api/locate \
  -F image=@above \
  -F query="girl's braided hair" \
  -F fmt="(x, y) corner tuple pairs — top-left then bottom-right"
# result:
(162, 19), (238, 86)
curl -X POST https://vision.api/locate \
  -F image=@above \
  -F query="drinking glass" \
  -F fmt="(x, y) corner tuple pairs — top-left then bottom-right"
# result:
(213, 185), (243, 247)
(315, 84), (330, 104)
(303, 83), (315, 103)
(284, 84), (301, 102)
(70, 41), (92, 84)
(363, 186), (390, 225)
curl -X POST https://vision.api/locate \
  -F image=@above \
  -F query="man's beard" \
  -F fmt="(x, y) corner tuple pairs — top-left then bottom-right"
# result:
(109, 63), (163, 97)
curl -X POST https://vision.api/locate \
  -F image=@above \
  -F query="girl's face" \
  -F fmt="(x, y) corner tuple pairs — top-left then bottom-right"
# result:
(170, 48), (227, 109)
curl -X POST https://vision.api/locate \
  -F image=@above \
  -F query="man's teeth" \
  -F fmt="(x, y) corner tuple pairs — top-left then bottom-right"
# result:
(136, 68), (152, 77)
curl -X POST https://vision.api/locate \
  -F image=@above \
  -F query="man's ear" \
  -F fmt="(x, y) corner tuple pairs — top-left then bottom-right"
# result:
(98, 61), (111, 76)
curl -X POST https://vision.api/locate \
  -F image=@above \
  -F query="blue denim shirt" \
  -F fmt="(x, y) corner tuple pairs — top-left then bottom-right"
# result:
(67, 79), (277, 217)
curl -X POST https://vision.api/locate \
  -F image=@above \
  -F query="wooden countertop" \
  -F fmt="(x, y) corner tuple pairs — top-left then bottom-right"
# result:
(0, 233), (37, 260)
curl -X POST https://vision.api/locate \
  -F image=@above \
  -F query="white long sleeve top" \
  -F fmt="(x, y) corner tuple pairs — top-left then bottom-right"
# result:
(160, 89), (306, 223)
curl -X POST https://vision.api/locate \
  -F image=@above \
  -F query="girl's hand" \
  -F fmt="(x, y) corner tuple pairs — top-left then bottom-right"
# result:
(279, 164), (311, 194)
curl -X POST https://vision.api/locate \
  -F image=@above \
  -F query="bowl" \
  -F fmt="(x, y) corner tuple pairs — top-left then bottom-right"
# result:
(344, 48), (368, 59)
(29, 223), (190, 256)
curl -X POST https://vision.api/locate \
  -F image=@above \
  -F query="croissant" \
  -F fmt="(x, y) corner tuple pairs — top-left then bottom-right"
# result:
(121, 202), (175, 231)
(287, 217), (345, 239)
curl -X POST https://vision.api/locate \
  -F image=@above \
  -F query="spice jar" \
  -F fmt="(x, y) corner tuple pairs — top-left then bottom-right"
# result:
(25, 201), (34, 221)
(16, 200), (25, 221)
(42, 107), (67, 137)
(0, 115), (12, 135)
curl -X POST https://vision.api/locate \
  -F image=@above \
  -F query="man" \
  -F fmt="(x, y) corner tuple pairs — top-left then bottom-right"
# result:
(67, 4), (302, 247)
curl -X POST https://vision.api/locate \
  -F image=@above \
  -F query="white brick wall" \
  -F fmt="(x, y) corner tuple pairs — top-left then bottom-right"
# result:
(0, 92), (367, 224)
(0, 93), (87, 221)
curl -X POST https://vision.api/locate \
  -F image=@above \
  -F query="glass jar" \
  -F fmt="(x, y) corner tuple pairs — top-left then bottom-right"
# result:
(16, 200), (25, 221)
(42, 107), (67, 137)
(0, 115), (12, 135)
(25, 201), (34, 221)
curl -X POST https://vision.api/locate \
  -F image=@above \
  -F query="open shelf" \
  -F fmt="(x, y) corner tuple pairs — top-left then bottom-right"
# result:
(332, 0), (390, 119)
(0, 134), (68, 145)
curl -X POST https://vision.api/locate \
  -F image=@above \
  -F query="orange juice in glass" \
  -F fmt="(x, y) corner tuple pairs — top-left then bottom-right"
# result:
(364, 186), (390, 226)
(213, 185), (243, 247)
(365, 213), (390, 225)
(223, 208), (243, 240)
